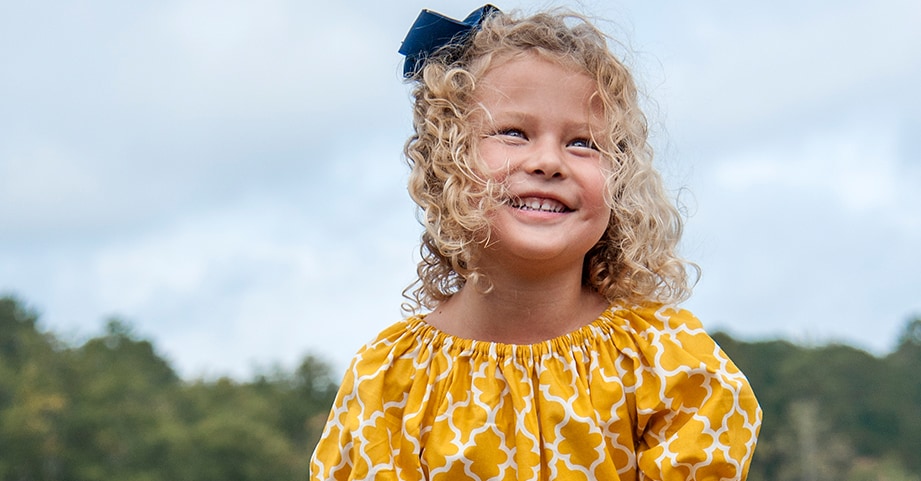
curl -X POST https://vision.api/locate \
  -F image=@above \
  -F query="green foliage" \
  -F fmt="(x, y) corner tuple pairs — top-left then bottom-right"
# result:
(0, 297), (68, 480)
(714, 315), (921, 481)
(0, 295), (338, 481)
(2, 294), (919, 480)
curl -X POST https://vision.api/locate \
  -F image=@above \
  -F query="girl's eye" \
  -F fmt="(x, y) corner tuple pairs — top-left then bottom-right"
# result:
(496, 128), (527, 140)
(569, 138), (598, 150)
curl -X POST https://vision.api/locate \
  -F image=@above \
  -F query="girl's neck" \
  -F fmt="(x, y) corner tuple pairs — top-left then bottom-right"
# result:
(425, 263), (609, 344)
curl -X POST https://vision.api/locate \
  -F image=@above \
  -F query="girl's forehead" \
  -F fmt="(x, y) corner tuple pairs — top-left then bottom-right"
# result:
(472, 54), (605, 129)
(475, 54), (598, 103)
(477, 49), (586, 79)
(476, 52), (593, 92)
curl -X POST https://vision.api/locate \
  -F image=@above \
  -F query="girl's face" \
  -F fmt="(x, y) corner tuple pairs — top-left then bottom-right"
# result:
(472, 53), (611, 275)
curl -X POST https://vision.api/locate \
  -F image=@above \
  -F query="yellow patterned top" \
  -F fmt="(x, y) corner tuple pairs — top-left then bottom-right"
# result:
(310, 303), (761, 481)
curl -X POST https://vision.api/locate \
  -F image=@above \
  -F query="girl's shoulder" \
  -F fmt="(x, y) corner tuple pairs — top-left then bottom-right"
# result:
(602, 302), (738, 372)
(604, 302), (714, 348)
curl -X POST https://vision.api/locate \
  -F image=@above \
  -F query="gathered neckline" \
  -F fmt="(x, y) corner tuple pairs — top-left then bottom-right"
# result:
(401, 303), (626, 361)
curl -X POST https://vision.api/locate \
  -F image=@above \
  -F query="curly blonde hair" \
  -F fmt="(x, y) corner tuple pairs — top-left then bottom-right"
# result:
(403, 8), (697, 311)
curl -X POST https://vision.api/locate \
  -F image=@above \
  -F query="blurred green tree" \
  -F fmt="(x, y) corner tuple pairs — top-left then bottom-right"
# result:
(0, 297), (68, 480)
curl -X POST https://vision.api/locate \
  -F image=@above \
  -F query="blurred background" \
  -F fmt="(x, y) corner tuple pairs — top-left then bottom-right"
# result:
(2, 0), (919, 479)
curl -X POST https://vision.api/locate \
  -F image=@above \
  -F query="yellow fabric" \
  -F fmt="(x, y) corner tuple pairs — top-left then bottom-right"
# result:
(310, 303), (761, 481)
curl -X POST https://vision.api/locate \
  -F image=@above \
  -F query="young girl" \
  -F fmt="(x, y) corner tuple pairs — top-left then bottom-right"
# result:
(311, 5), (761, 480)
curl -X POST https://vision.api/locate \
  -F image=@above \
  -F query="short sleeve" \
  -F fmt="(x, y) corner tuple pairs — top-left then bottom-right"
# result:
(309, 357), (358, 481)
(309, 321), (428, 481)
(626, 306), (761, 480)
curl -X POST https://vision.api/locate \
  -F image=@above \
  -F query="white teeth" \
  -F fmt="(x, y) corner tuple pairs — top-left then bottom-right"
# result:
(509, 197), (567, 213)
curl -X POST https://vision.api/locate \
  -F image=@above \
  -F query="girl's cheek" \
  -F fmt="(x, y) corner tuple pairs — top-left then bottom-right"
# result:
(478, 144), (513, 179)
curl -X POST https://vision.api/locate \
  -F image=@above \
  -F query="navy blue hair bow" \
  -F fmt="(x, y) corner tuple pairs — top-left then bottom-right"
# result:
(399, 4), (500, 78)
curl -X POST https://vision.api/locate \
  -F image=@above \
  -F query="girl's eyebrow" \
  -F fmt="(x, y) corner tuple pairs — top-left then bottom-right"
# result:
(486, 110), (529, 124)
(489, 110), (600, 132)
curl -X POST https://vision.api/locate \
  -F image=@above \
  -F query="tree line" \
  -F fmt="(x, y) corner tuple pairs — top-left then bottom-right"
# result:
(715, 317), (921, 481)
(1, 295), (919, 480)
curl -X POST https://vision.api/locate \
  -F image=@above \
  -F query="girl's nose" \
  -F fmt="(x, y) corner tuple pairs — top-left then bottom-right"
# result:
(524, 141), (567, 179)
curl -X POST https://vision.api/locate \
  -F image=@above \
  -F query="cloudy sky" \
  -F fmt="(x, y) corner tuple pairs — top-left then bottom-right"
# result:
(2, 0), (919, 379)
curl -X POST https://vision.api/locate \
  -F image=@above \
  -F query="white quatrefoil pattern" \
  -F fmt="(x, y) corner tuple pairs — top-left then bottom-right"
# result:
(310, 303), (762, 480)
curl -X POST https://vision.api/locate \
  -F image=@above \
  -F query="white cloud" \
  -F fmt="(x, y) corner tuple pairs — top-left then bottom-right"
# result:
(0, 144), (101, 228)
(683, 120), (921, 354)
(107, 0), (402, 122)
(649, 0), (921, 144)
(713, 124), (907, 215)
(91, 205), (319, 312)
(73, 199), (345, 377)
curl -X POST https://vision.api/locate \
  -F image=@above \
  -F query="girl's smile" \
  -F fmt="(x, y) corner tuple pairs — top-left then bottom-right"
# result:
(506, 196), (571, 214)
